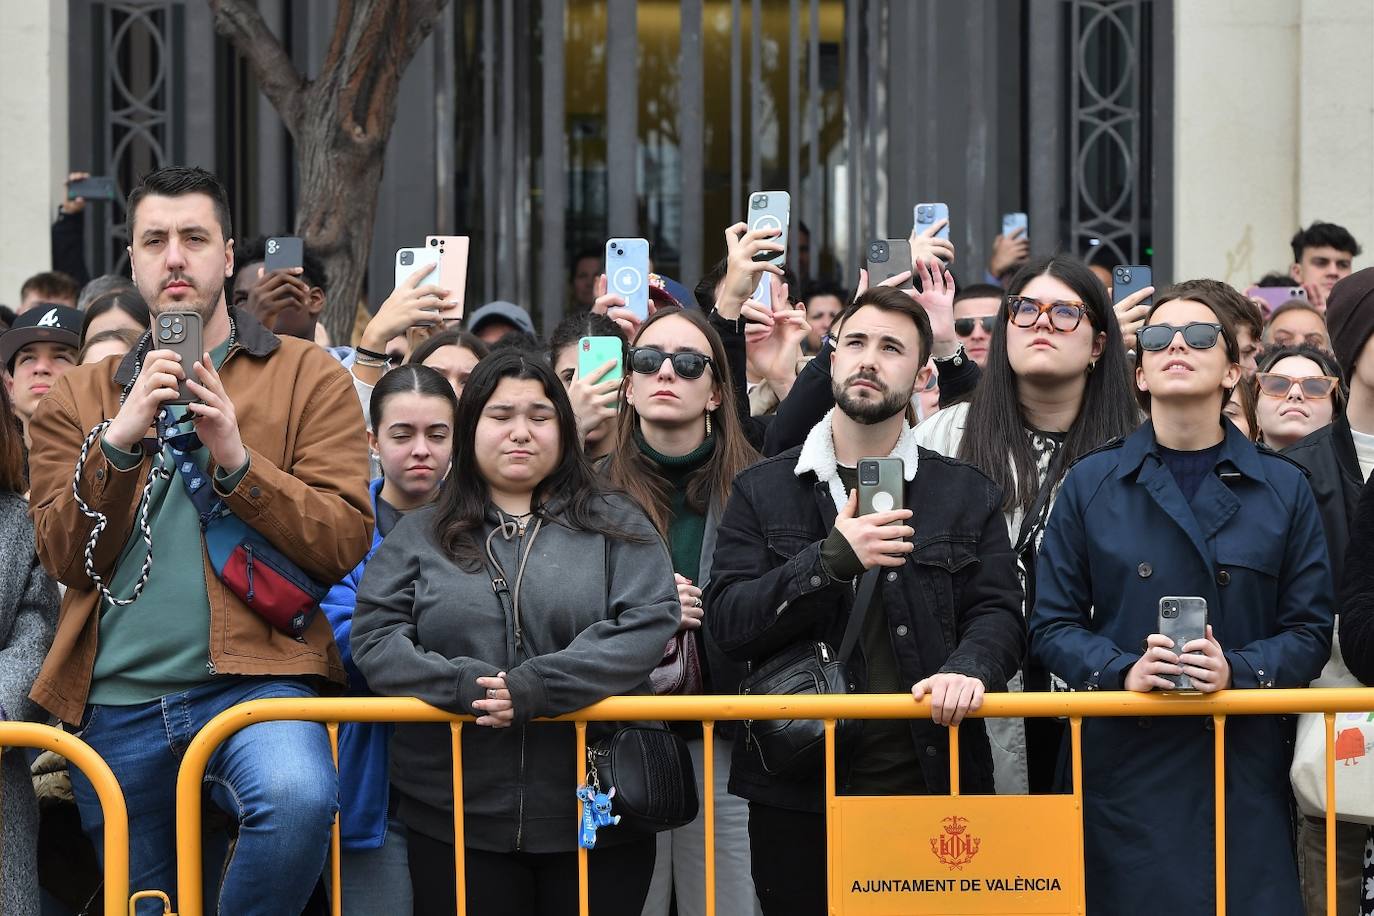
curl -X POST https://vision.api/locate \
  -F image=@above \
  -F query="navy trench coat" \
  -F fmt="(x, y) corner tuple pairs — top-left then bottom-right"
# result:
(1029, 421), (1333, 916)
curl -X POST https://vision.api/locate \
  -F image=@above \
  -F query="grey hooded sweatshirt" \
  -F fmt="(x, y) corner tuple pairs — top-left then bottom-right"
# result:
(352, 495), (679, 852)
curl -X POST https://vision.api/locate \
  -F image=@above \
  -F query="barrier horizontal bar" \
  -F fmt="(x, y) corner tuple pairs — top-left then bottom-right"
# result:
(0, 722), (129, 916)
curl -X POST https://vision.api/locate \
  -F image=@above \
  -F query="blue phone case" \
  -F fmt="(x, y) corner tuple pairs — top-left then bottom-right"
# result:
(606, 238), (651, 320)
(914, 203), (950, 240)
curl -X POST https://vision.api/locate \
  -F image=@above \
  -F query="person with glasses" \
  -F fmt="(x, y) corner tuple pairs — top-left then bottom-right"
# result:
(705, 285), (1024, 916)
(913, 255), (1140, 795)
(351, 350), (679, 916)
(604, 305), (764, 916)
(1029, 282), (1333, 916)
(1252, 345), (1346, 450)
(951, 282), (1004, 369)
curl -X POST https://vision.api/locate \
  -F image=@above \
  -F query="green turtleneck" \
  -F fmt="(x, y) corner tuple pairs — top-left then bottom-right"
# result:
(634, 427), (715, 581)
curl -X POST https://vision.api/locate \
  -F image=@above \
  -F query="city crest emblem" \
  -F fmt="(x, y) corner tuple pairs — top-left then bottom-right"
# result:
(930, 816), (981, 870)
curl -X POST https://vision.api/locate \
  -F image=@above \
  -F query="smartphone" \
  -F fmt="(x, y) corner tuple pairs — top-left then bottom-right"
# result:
(264, 236), (303, 273)
(67, 176), (118, 201)
(866, 239), (914, 290)
(857, 457), (904, 518)
(1245, 285), (1307, 317)
(751, 272), (774, 311)
(577, 336), (624, 387)
(1112, 265), (1153, 305)
(425, 235), (470, 320)
(747, 190), (791, 266)
(394, 247), (442, 295)
(154, 311), (204, 405)
(1002, 212), (1028, 239)
(606, 237), (651, 321)
(1157, 596), (1209, 690)
(914, 202), (950, 241)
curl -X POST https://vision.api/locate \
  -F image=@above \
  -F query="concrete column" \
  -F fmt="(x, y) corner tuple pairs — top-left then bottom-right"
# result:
(0, 1), (68, 307)
(1172, 0), (1374, 286)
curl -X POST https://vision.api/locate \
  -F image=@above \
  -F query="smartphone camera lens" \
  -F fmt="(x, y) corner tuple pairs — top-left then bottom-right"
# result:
(159, 317), (172, 329)
(753, 196), (767, 210)
(400, 251), (414, 266)
(1120, 270), (1131, 283)
(429, 238), (438, 246)
(917, 206), (929, 220)
(859, 462), (879, 486)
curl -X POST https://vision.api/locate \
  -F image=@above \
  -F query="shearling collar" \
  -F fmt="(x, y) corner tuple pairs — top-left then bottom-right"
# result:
(794, 408), (920, 511)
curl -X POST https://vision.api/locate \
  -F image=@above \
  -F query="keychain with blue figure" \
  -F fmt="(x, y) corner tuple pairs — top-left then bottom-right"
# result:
(577, 772), (619, 849)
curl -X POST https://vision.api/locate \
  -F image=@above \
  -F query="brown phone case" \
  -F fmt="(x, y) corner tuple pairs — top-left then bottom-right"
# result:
(153, 311), (204, 405)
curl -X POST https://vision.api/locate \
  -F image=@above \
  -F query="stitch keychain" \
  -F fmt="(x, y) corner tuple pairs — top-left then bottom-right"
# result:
(576, 778), (619, 849)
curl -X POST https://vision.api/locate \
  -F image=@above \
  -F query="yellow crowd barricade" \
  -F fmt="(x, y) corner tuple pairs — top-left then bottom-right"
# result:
(0, 722), (130, 915)
(141, 689), (1374, 916)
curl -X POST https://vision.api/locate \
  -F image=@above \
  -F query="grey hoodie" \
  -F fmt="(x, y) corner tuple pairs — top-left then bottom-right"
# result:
(352, 494), (679, 852)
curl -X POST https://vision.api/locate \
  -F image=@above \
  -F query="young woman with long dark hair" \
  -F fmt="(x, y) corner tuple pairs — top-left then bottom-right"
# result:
(603, 305), (762, 916)
(321, 364), (459, 914)
(351, 351), (679, 916)
(914, 254), (1140, 793)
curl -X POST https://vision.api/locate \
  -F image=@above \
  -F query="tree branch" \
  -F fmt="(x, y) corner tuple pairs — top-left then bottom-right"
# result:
(318, 0), (357, 85)
(208, 0), (306, 131)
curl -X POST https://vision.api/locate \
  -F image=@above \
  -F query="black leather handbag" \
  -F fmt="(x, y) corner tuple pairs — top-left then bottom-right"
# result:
(587, 725), (698, 832)
(738, 567), (880, 776)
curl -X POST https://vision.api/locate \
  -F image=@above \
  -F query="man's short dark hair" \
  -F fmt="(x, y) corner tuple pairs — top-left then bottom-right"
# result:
(1255, 272), (1296, 288)
(694, 256), (729, 310)
(1166, 278), (1262, 341)
(126, 166), (233, 244)
(953, 282), (1005, 305)
(1291, 221), (1361, 263)
(20, 271), (80, 305)
(233, 235), (328, 294)
(834, 286), (934, 364)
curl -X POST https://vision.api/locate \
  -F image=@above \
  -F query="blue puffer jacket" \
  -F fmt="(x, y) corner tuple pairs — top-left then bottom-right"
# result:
(321, 478), (391, 850)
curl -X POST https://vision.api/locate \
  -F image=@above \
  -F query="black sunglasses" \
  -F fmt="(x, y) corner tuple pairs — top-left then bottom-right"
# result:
(1137, 322), (1224, 352)
(627, 346), (715, 380)
(954, 316), (997, 337)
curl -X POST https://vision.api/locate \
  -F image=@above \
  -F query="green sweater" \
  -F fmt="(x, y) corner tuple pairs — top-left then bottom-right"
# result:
(90, 340), (248, 705)
(635, 428), (715, 581)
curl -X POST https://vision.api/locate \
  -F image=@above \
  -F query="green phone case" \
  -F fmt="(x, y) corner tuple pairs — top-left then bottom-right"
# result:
(577, 336), (623, 385)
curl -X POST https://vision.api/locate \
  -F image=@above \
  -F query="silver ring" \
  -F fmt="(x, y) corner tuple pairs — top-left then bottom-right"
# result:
(487, 688), (496, 699)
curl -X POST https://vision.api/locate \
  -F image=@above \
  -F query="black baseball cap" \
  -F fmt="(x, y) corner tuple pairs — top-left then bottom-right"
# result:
(1, 305), (83, 372)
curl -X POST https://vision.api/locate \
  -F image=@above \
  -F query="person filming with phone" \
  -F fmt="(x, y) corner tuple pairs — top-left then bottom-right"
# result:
(704, 286), (1024, 916)
(25, 166), (373, 915)
(1028, 281), (1333, 916)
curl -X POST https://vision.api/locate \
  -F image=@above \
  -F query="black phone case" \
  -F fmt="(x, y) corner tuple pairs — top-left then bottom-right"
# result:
(154, 312), (204, 405)
(1158, 597), (1208, 690)
(264, 237), (304, 272)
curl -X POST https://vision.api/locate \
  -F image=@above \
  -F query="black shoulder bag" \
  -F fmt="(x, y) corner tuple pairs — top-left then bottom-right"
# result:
(738, 566), (881, 776)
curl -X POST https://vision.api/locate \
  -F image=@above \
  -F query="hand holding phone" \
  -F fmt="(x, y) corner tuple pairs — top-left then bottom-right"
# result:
(914, 202), (950, 241)
(606, 238), (651, 321)
(67, 176), (118, 201)
(747, 191), (791, 266)
(866, 240), (914, 290)
(426, 235), (470, 319)
(991, 214), (1029, 278)
(833, 461), (913, 569)
(155, 311), (204, 405)
(265, 237), (304, 273)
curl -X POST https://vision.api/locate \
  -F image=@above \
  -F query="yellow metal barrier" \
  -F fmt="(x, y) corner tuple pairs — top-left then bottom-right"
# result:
(153, 689), (1374, 916)
(0, 722), (130, 915)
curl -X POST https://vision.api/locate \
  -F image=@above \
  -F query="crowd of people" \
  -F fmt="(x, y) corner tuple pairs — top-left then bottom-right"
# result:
(0, 163), (1372, 916)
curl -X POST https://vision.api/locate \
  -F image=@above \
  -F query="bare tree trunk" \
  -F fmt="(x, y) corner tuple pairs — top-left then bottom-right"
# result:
(208, 0), (448, 345)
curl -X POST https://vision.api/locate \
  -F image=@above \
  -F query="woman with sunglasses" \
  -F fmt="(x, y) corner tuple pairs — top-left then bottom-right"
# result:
(604, 305), (763, 916)
(1029, 283), (1333, 916)
(912, 255), (1139, 794)
(351, 351), (679, 916)
(1252, 344), (1347, 449)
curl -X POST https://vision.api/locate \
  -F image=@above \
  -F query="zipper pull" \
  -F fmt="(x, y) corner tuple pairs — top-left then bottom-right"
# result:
(244, 544), (255, 602)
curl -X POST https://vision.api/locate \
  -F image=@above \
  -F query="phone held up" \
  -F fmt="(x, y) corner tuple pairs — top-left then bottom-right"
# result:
(606, 238), (651, 321)
(264, 237), (303, 273)
(156, 311), (204, 405)
(577, 336), (624, 387)
(914, 202), (950, 241)
(866, 239), (914, 290)
(1245, 285), (1306, 317)
(857, 457), (904, 519)
(748, 191), (791, 266)
(1002, 211), (1028, 239)
(67, 176), (118, 201)
(1157, 596), (1208, 690)
(394, 246), (442, 293)
(425, 235), (470, 320)
(1113, 265), (1153, 306)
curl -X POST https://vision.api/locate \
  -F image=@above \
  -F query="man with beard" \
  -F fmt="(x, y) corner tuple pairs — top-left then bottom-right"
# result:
(25, 167), (372, 915)
(704, 286), (1024, 916)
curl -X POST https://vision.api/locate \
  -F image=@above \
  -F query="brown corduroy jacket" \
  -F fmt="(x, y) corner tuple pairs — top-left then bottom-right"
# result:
(26, 307), (373, 724)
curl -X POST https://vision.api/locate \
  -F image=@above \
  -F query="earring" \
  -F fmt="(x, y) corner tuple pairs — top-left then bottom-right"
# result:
(705, 410), (713, 437)
(1087, 360), (1097, 374)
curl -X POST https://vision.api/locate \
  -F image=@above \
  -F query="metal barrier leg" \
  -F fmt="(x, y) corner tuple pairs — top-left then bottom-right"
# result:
(1070, 717), (1086, 916)
(702, 721), (716, 916)
(824, 719), (837, 916)
(1325, 712), (1336, 916)
(1213, 715), (1226, 916)
(451, 722), (467, 916)
(576, 721), (589, 916)
(326, 722), (342, 916)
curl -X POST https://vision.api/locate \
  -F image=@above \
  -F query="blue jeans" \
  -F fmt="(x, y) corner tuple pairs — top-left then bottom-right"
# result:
(69, 677), (338, 916)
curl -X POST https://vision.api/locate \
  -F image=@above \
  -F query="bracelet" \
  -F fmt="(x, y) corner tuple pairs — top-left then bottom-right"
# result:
(354, 354), (391, 370)
(356, 345), (393, 362)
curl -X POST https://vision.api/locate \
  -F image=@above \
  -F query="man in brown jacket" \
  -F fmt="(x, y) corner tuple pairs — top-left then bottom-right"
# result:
(27, 166), (372, 915)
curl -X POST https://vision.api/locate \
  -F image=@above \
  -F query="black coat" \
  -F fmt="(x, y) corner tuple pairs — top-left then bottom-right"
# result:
(1030, 421), (1333, 916)
(703, 443), (1025, 812)
(1283, 414), (1365, 587)
(1339, 475), (1374, 683)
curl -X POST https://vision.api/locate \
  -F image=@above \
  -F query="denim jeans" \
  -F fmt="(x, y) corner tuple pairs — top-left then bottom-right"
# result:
(331, 816), (413, 916)
(69, 677), (339, 916)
